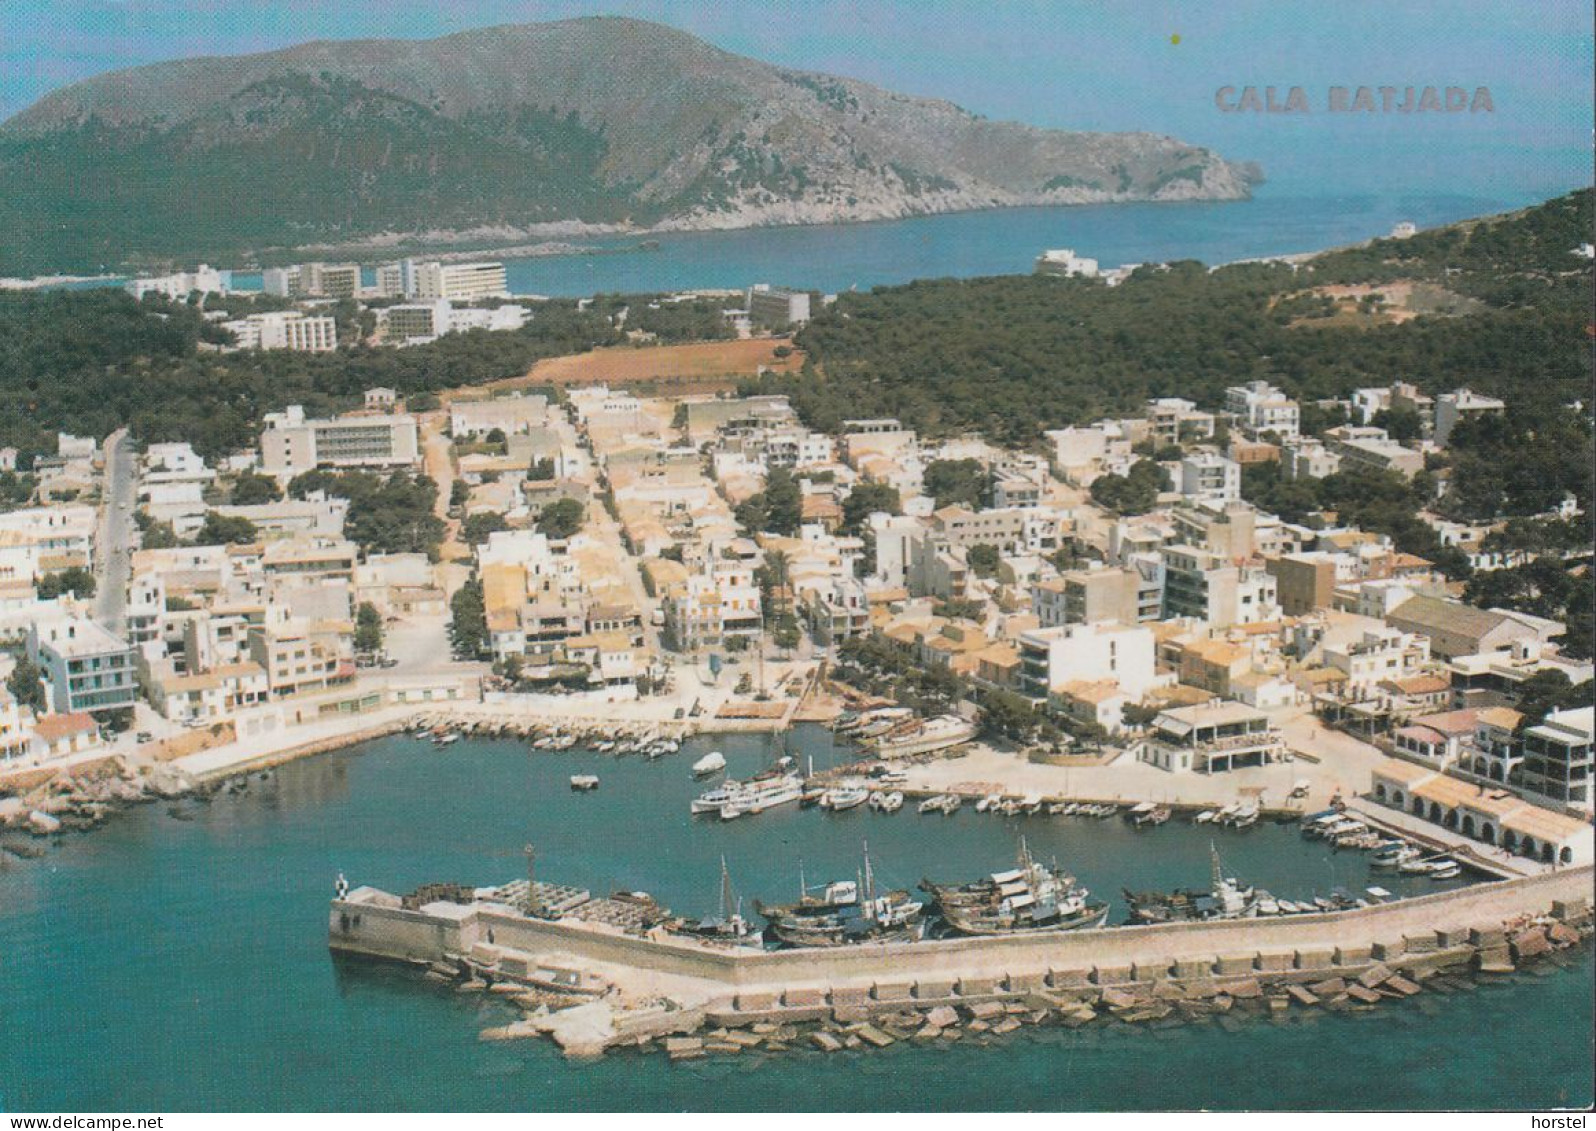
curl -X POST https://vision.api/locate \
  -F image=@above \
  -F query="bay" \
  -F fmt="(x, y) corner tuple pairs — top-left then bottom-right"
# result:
(0, 726), (1589, 1112)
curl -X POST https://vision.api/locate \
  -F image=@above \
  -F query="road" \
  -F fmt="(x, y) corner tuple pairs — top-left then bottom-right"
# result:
(93, 428), (136, 635)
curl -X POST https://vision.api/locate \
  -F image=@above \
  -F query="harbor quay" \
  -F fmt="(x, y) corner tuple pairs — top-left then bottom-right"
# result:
(329, 864), (1594, 1057)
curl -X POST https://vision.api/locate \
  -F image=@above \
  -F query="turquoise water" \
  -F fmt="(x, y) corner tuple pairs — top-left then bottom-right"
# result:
(0, 727), (1590, 1111)
(494, 190), (1527, 298)
(195, 187), (1550, 300)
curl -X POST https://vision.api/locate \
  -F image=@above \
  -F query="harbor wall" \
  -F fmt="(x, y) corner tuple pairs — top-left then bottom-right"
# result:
(330, 865), (1594, 999)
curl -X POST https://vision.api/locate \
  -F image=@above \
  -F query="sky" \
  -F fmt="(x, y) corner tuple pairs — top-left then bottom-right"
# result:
(2, 1), (1591, 198)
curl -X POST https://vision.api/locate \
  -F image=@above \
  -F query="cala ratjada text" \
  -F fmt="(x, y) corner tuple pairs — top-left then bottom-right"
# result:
(1216, 85), (1495, 113)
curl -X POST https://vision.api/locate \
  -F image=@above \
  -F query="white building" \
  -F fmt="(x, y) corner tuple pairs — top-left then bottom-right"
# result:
(1225, 381), (1300, 439)
(1323, 627), (1433, 698)
(1016, 622), (1157, 701)
(1281, 437), (1342, 481)
(259, 406), (420, 481)
(745, 285), (811, 326)
(413, 261), (508, 302)
(124, 265), (230, 300)
(450, 394), (550, 438)
(221, 311), (337, 353)
(1034, 249), (1100, 278)
(1434, 388), (1505, 446)
(1178, 452), (1240, 503)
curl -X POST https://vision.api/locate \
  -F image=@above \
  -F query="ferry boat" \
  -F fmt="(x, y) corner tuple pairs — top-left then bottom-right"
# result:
(1122, 846), (1260, 923)
(923, 839), (1108, 936)
(690, 770), (804, 817)
(868, 714), (978, 759)
(757, 848), (925, 948)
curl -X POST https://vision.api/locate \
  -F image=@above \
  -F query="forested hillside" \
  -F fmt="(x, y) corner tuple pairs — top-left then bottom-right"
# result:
(0, 290), (723, 460)
(757, 189), (1594, 523)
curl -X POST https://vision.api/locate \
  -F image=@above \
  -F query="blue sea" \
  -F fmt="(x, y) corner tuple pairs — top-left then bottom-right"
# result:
(0, 728), (1589, 1112)
(207, 185), (1574, 300)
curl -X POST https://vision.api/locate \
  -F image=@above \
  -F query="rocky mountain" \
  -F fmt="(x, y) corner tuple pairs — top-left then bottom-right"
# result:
(0, 17), (1260, 272)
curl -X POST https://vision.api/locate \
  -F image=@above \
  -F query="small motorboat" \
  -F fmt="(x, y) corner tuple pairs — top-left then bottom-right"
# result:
(719, 804), (746, 822)
(1193, 810), (1217, 824)
(569, 774), (600, 792)
(1429, 860), (1462, 880)
(823, 787), (870, 812)
(1372, 843), (1421, 869)
(870, 791), (904, 813)
(975, 794), (1003, 813)
(691, 751), (727, 778)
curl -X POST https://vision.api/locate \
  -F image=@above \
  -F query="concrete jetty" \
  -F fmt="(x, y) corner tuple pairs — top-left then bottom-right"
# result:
(330, 864), (1594, 1056)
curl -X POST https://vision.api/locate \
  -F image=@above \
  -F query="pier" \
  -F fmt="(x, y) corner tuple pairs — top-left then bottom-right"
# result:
(331, 863), (1594, 1056)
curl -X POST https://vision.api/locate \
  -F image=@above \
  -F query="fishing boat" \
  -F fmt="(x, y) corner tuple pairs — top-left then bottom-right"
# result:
(1019, 794), (1044, 815)
(433, 731), (460, 747)
(975, 794), (1003, 813)
(918, 795), (947, 815)
(691, 751), (727, 778)
(676, 857), (757, 942)
(1193, 809), (1217, 824)
(869, 791), (904, 813)
(569, 774), (599, 791)
(823, 786), (870, 811)
(923, 839), (1107, 936)
(757, 847), (924, 948)
(1122, 845), (1260, 923)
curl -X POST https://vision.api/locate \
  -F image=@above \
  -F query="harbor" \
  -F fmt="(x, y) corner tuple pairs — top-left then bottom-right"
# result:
(2, 725), (1591, 1110)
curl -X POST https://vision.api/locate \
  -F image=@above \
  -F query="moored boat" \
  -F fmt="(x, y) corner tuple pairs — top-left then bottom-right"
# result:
(757, 846), (924, 947)
(924, 839), (1107, 936)
(1122, 845), (1260, 924)
(691, 751), (727, 778)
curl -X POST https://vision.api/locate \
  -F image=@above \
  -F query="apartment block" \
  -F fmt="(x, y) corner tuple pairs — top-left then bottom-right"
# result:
(222, 311), (337, 353)
(28, 617), (137, 716)
(259, 406), (420, 480)
(1224, 380), (1300, 439)
(414, 261), (508, 302)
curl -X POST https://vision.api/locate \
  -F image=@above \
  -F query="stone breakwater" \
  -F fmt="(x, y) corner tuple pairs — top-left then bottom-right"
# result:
(330, 866), (1594, 1058)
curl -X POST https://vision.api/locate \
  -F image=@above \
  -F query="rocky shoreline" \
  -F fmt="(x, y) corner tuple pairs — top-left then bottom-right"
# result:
(430, 906), (1593, 1060)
